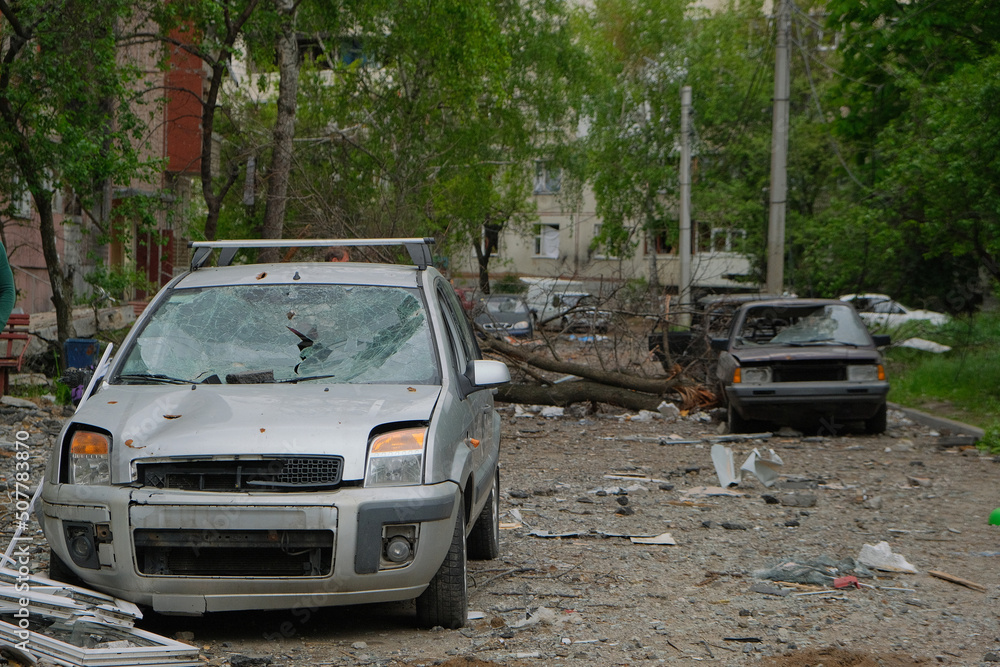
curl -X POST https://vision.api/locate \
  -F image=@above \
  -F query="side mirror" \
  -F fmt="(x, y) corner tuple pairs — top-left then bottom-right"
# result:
(872, 334), (891, 347)
(467, 359), (510, 388)
(710, 337), (729, 352)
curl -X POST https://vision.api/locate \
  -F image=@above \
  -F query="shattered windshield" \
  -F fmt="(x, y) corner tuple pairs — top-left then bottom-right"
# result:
(115, 284), (439, 385)
(735, 304), (870, 348)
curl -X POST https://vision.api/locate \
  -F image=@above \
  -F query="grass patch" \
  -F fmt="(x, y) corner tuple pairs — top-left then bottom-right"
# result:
(884, 311), (1000, 446)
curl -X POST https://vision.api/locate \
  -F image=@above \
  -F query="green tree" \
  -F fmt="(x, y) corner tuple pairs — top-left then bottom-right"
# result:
(0, 0), (162, 347)
(824, 0), (1000, 308)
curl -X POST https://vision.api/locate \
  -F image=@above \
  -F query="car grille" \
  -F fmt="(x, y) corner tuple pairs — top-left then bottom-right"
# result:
(137, 457), (344, 492)
(134, 529), (333, 577)
(772, 361), (846, 383)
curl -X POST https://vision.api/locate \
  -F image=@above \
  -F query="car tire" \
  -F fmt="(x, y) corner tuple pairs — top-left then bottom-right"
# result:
(865, 403), (888, 435)
(467, 470), (500, 560)
(727, 402), (748, 434)
(415, 502), (468, 629)
(48, 549), (86, 587)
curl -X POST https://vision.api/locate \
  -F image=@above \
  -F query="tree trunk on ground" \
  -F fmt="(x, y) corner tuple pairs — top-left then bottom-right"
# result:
(481, 334), (684, 396)
(258, 0), (299, 264)
(496, 380), (663, 411)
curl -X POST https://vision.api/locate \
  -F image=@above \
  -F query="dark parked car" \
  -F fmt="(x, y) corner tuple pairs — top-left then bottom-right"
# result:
(474, 295), (534, 338)
(710, 299), (890, 434)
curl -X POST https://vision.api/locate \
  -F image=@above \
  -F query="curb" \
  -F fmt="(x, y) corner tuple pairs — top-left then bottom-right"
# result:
(888, 402), (985, 441)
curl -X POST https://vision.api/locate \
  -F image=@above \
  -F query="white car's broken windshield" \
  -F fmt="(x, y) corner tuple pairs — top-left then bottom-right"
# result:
(115, 284), (439, 385)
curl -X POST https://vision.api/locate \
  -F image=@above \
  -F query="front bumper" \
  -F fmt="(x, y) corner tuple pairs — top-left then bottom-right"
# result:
(40, 481), (459, 614)
(727, 380), (889, 423)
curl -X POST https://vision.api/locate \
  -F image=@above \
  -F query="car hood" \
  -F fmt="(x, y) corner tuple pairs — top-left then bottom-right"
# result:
(731, 345), (882, 364)
(71, 383), (441, 483)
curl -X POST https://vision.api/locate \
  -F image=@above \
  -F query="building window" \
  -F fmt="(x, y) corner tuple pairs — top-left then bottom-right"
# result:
(592, 223), (619, 259)
(534, 161), (561, 195)
(533, 223), (560, 258)
(12, 177), (31, 219)
(708, 227), (746, 253)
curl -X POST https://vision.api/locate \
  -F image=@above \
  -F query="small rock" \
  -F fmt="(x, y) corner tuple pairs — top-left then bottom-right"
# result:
(352, 642), (368, 650)
(721, 522), (748, 530)
(658, 482), (675, 491)
(0, 396), (37, 409)
(779, 493), (817, 508)
(508, 490), (529, 499)
(229, 656), (272, 667)
(984, 651), (1000, 662)
(784, 520), (800, 527)
(862, 496), (883, 510)
(761, 494), (780, 504)
(616, 496), (629, 506)
(615, 506), (635, 516)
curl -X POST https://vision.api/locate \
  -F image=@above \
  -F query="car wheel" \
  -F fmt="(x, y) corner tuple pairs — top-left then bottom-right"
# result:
(467, 470), (500, 560)
(864, 403), (887, 435)
(48, 549), (86, 587)
(727, 402), (748, 434)
(415, 502), (468, 629)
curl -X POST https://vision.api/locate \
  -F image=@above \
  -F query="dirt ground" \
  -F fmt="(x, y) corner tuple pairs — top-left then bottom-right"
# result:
(2, 386), (999, 667)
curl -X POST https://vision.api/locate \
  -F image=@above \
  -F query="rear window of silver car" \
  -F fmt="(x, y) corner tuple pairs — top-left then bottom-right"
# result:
(115, 284), (440, 385)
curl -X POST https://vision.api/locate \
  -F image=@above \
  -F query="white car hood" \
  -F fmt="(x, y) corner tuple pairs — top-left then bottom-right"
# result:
(73, 383), (441, 483)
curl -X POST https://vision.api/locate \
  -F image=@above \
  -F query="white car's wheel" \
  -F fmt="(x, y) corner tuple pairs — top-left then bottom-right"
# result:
(415, 502), (468, 629)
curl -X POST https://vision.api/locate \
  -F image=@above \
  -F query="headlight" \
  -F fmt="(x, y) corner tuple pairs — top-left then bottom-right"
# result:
(69, 431), (111, 485)
(739, 367), (772, 384)
(365, 427), (426, 487)
(848, 364), (883, 382)
(514, 320), (530, 330)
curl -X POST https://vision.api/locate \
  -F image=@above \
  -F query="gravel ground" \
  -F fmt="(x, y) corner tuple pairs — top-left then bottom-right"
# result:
(1, 394), (998, 667)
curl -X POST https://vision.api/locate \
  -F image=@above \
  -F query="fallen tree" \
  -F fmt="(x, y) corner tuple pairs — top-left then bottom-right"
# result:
(479, 333), (714, 410)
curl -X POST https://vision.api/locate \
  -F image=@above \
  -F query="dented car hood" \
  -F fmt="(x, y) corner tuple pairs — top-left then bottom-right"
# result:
(73, 383), (442, 483)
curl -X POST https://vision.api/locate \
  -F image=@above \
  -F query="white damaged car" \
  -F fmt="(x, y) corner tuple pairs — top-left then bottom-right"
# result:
(40, 239), (509, 628)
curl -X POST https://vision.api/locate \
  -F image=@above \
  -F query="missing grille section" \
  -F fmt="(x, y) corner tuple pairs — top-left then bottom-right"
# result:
(138, 457), (344, 491)
(772, 361), (846, 383)
(134, 529), (333, 577)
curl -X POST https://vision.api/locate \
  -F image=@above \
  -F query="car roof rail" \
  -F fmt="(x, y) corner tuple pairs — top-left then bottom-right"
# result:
(188, 238), (436, 270)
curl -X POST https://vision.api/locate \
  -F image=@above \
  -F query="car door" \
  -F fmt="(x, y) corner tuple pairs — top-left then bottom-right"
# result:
(435, 280), (497, 513)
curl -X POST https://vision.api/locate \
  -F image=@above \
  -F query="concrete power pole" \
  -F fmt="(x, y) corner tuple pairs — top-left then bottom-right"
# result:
(766, 0), (791, 294)
(679, 86), (693, 326)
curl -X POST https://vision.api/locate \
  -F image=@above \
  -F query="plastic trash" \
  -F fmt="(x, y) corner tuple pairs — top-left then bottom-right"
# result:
(858, 541), (918, 573)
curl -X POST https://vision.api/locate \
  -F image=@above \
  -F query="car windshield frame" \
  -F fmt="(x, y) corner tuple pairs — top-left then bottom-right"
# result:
(483, 296), (529, 315)
(113, 283), (442, 385)
(733, 303), (872, 348)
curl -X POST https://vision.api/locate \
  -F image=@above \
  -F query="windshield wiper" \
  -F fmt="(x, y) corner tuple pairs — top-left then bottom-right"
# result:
(277, 374), (339, 384)
(117, 373), (196, 385)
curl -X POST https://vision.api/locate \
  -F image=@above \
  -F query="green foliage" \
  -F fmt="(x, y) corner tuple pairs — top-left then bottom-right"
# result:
(83, 262), (154, 305)
(491, 274), (525, 295)
(885, 311), (1000, 429)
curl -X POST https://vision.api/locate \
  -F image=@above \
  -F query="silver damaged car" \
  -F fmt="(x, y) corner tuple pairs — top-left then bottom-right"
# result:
(40, 239), (510, 628)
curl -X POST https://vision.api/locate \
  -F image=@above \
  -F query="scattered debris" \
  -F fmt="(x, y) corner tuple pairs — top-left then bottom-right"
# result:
(680, 486), (744, 498)
(710, 444), (739, 488)
(927, 570), (987, 592)
(740, 448), (783, 487)
(858, 541), (918, 573)
(898, 337), (952, 353)
(629, 533), (677, 546)
(756, 557), (874, 586)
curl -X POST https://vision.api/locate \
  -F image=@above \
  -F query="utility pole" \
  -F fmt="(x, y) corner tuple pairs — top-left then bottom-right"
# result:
(679, 86), (692, 326)
(766, 0), (790, 294)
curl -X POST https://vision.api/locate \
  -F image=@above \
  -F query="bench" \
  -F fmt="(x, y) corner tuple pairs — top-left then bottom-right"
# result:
(1, 313), (32, 396)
